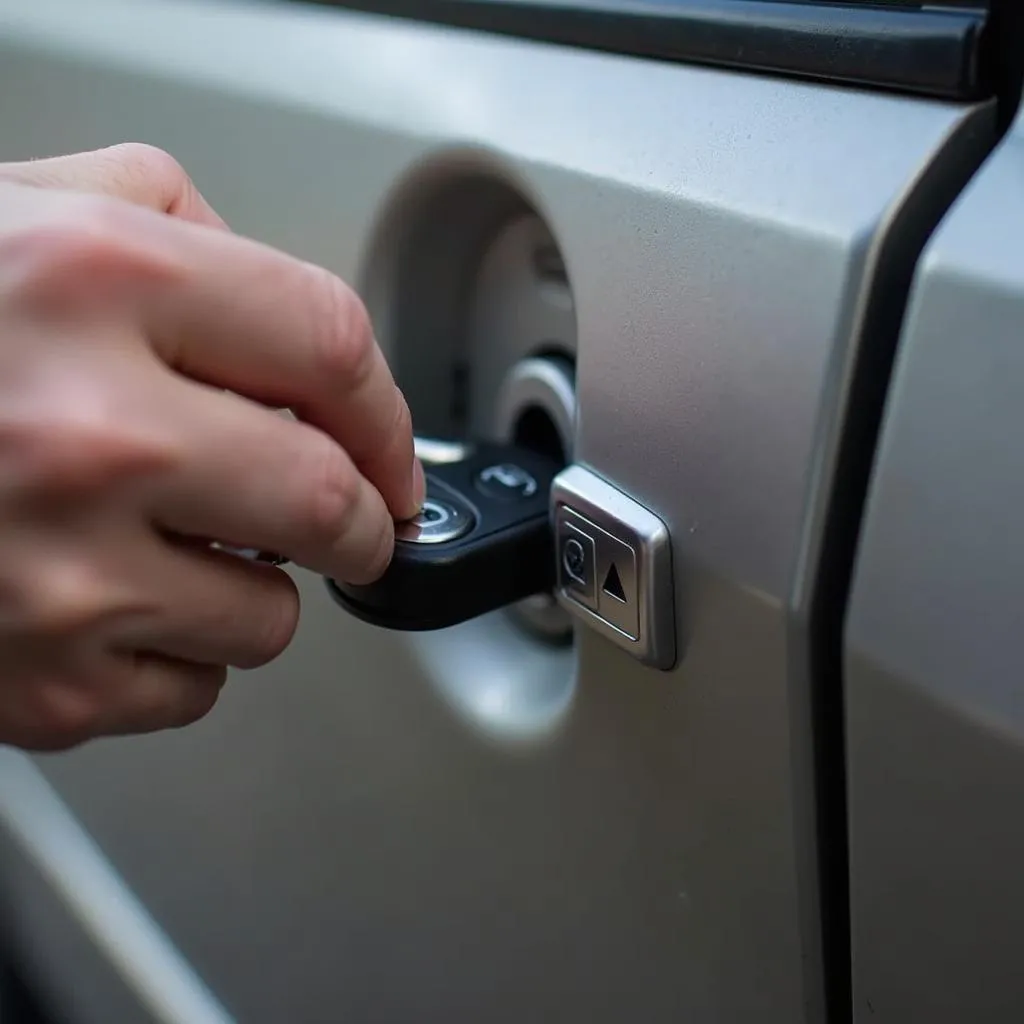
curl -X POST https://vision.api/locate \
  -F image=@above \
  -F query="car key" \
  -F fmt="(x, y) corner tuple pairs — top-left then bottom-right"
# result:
(326, 440), (562, 631)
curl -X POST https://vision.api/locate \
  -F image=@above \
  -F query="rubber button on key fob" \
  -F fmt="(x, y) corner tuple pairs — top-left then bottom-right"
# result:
(475, 463), (539, 500)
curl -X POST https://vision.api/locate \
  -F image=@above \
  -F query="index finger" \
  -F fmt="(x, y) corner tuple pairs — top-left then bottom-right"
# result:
(0, 144), (229, 230)
(118, 202), (423, 521)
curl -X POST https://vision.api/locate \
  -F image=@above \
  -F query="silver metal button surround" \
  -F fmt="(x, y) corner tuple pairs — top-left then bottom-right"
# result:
(551, 465), (676, 670)
(395, 498), (474, 545)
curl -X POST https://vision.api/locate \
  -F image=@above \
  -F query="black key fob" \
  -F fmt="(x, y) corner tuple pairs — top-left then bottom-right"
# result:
(326, 442), (561, 630)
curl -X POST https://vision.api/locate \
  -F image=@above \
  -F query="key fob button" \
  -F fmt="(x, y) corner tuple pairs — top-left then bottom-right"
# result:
(326, 441), (559, 631)
(475, 462), (538, 500)
(395, 497), (474, 545)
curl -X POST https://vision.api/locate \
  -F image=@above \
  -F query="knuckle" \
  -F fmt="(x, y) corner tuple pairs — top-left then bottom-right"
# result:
(10, 412), (179, 502)
(306, 269), (376, 386)
(1, 195), (171, 313)
(103, 142), (186, 188)
(22, 559), (118, 637)
(101, 143), (202, 220)
(30, 681), (102, 749)
(166, 668), (227, 729)
(125, 662), (225, 733)
(0, 216), (108, 300)
(303, 440), (362, 544)
(172, 683), (223, 729)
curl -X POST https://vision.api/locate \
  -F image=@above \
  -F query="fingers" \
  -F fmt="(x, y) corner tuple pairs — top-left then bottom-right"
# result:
(114, 205), (421, 520)
(0, 143), (228, 229)
(149, 382), (394, 583)
(7, 542), (295, 749)
(0, 525), (296, 750)
(118, 538), (300, 669)
(100, 655), (228, 739)
(0, 150), (420, 522)
(11, 655), (228, 751)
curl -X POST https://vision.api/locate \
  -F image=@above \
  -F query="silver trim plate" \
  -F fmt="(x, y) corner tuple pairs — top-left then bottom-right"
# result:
(551, 465), (676, 670)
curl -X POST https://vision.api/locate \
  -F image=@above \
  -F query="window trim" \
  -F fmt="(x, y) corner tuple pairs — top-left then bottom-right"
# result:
(296, 0), (991, 101)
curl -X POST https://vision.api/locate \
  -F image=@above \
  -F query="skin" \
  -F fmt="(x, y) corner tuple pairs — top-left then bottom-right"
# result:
(0, 143), (424, 751)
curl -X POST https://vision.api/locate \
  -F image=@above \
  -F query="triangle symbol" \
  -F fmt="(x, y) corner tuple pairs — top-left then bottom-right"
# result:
(602, 563), (627, 603)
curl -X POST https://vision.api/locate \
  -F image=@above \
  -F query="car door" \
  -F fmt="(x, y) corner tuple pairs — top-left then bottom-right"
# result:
(845, 88), (1024, 1024)
(0, 1), (1012, 1022)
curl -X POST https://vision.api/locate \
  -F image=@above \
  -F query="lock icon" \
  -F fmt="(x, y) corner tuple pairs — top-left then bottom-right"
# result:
(557, 525), (596, 605)
(562, 537), (588, 584)
(552, 466), (675, 670)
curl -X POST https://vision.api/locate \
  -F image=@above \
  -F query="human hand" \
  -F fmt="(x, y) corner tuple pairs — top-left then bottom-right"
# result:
(0, 143), (422, 749)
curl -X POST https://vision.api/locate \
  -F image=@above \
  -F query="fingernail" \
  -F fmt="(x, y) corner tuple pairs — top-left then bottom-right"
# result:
(410, 458), (426, 514)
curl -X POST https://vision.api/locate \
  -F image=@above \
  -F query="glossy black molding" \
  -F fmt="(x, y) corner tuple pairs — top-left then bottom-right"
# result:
(297, 0), (990, 101)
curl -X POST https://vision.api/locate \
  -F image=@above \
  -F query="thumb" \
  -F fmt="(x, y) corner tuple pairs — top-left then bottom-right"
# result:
(0, 143), (229, 230)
